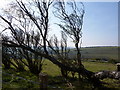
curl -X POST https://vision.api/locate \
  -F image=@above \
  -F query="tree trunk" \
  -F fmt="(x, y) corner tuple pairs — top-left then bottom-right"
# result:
(75, 42), (83, 83)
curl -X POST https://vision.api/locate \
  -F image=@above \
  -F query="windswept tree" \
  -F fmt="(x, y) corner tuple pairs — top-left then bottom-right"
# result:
(0, 0), (54, 75)
(1, 0), (109, 88)
(53, 0), (85, 81)
(48, 31), (72, 78)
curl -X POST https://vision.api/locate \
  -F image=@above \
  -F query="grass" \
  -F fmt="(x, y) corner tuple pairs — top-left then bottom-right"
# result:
(2, 60), (120, 89)
(102, 78), (120, 89)
(83, 61), (116, 72)
(42, 60), (116, 73)
(69, 46), (118, 60)
(2, 46), (120, 89)
(2, 69), (40, 89)
(42, 60), (61, 76)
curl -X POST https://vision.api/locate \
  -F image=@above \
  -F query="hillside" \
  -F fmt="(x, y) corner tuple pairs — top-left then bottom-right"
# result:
(68, 46), (119, 62)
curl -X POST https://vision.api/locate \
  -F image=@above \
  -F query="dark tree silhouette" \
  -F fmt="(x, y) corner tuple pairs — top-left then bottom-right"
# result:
(0, 0), (48, 75)
(2, 46), (11, 69)
(53, 0), (85, 81)
(1, 0), (113, 89)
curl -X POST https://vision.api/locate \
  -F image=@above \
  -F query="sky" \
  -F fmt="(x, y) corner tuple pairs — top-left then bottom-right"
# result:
(0, 0), (119, 47)
(82, 2), (118, 47)
(49, 1), (118, 47)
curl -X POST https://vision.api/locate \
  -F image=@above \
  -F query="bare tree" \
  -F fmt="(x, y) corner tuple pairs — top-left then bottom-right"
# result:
(53, 0), (85, 82)
(48, 31), (72, 78)
(1, 0), (106, 88)
(0, 0), (51, 75)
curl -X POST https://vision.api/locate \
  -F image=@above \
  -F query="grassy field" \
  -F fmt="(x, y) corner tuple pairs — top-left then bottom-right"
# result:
(83, 61), (116, 72)
(42, 60), (116, 75)
(69, 46), (118, 61)
(2, 59), (120, 89)
(2, 46), (120, 89)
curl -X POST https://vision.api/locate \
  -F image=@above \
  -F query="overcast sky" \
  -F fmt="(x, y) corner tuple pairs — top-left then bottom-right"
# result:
(0, 0), (119, 47)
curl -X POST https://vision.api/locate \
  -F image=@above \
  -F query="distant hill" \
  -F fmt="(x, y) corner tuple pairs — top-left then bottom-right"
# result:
(68, 46), (118, 61)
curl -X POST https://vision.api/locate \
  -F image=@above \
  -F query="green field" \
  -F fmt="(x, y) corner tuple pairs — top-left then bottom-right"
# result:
(2, 46), (120, 89)
(2, 60), (120, 89)
(42, 60), (116, 75)
(69, 46), (119, 61)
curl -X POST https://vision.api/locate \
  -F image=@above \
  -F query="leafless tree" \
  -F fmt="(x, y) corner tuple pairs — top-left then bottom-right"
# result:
(48, 31), (73, 78)
(1, 0), (107, 88)
(53, 0), (85, 81)
(0, 0), (50, 75)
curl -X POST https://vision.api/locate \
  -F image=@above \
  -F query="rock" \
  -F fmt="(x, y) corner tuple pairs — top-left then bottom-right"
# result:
(94, 70), (120, 80)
